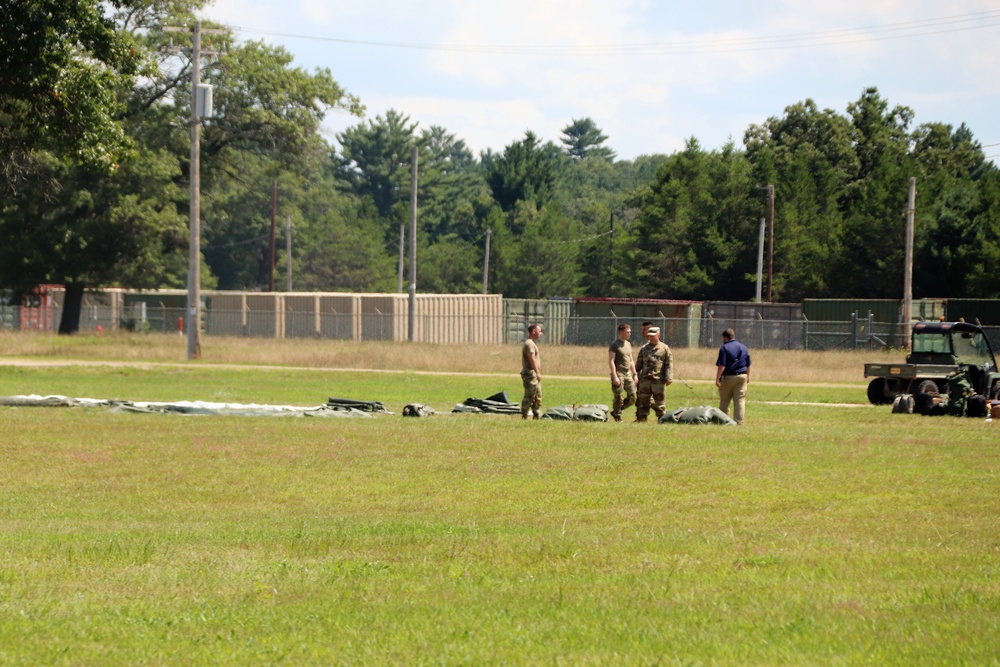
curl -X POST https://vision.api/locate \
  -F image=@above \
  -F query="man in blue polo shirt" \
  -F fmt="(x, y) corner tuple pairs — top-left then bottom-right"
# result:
(715, 328), (751, 425)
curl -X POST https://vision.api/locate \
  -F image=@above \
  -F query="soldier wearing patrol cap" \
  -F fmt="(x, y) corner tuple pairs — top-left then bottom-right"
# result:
(635, 326), (673, 422)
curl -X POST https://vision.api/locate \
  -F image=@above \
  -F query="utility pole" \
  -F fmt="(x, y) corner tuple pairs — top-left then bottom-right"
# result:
(482, 227), (491, 294)
(754, 184), (776, 302)
(407, 146), (418, 342)
(609, 211), (614, 293)
(903, 177), (916, 349)
(755, 217), (765, 303)
(397, 223), (405, 294)
(165, 21), (224, 360)
(188, 22), (202, 357)
(268, 180), (277, 292)
(285, 214), (293, 292)
(767, 183), (775, 303)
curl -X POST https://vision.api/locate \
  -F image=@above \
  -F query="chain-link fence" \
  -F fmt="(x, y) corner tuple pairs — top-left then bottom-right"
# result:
(5, 301), (1000, 353)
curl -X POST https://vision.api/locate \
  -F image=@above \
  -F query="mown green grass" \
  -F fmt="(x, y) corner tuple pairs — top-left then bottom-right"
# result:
(1, 365), (998, 665)
(0, 363), (864, 411)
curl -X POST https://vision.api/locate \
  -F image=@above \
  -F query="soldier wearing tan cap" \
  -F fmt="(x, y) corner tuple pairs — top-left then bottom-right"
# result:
(635, 326), (673, 422)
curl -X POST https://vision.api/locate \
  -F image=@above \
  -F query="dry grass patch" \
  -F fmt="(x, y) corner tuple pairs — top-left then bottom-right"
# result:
(0, 330), (897, 384)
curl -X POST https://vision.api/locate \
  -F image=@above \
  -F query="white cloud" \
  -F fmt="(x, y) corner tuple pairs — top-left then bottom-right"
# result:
(203, 0), (1000, 157)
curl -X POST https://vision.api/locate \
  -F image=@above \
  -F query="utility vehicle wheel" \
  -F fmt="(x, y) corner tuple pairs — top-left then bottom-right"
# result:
(915, 379), (939, 395)
(867, 378), (892, 405)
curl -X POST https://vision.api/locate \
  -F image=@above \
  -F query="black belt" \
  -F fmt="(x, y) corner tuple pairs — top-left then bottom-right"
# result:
(722, 372), (747, 377)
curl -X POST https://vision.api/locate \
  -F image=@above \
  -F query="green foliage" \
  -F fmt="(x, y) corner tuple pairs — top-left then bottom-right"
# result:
(335, 108), (418, 221)
(560, 117), (616, 161)
(4, 13), (1000, 317)
(484, 131), (566, 213)
(504, 203), (582, 298)
(0, 0), (143, 188)
(202, 40), (362, 171)
(625, 139), (756, 300)
(418, 234), (483, 294)
(0, 147), (186, 295)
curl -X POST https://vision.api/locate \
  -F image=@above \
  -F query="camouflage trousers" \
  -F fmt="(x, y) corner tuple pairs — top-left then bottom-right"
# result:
(520, 370), (541, 418)
(611, 375), (637, 421)
(635, 378), (666, 422)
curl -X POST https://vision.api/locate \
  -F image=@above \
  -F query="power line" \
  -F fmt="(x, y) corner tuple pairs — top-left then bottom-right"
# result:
(226, 10), (1000, 56)
(203, 233), (270, 250)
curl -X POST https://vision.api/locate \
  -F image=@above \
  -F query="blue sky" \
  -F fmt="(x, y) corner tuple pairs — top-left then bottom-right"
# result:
(203, 0), (1000, 161)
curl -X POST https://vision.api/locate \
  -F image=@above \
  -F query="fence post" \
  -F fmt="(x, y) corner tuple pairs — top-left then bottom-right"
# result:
(850, 312), (858, 349)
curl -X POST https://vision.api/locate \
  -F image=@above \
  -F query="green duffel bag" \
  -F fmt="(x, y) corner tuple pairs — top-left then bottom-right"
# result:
(659, 406), (737, 425)
(541, 405), (576, 420)
(573, 404), (609, 422)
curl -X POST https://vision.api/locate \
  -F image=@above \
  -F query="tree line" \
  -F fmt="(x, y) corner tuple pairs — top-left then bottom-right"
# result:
(3, 0), (999, 333)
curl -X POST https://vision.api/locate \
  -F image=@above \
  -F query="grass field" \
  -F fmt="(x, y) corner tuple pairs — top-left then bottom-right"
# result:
(1, 332), (998, 665)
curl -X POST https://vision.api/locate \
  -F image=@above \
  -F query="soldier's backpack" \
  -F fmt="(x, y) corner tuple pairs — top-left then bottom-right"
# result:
(914, 392), (946, 416)
(892, 394), (915, 414)
(967, 394), (988, 418)
(402, 403), (436, 417)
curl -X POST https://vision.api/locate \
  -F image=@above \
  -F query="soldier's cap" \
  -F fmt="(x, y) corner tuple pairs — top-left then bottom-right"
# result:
(646, 327), (660, 335)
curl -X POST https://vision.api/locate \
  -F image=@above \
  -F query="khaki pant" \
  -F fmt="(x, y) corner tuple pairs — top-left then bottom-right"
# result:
(718, 374), (748, 424)
(521, 370), (541, 418)
(611, 375), (636, 421)
(635, 378), (665, 422)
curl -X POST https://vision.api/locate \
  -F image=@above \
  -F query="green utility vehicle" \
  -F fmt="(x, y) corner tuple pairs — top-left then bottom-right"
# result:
(864, 321), (1000, 405)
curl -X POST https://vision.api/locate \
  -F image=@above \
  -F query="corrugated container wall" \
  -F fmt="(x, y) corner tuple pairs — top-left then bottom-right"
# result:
(802, 299), (901, 323)
(803, 298), (946, 324)
(701, 301), (804, 348)
(943, 299), (1000, 325)
(503, 299), (571, 344)
(571, 298), (702, 347)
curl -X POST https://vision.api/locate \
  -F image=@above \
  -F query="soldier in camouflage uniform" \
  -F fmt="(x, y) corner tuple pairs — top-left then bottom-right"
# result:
(635, 326), (673, 422)
(608, 323), (638, 422)
(520, 323), (543, 419)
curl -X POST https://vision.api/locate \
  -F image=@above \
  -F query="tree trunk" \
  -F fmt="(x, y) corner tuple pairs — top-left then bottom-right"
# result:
(58, 282), (84, 335)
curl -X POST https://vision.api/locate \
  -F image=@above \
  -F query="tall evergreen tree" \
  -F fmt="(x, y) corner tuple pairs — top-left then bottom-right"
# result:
(560, 117), (616, 161)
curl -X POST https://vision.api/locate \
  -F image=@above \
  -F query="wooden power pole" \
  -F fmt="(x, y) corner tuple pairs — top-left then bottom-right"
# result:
(903, 177), (916, 348)
(407, 146), (418, 342)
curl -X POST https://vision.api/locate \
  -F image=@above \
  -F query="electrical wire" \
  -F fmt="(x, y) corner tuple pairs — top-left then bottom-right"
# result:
(226, 10), (1000, 57)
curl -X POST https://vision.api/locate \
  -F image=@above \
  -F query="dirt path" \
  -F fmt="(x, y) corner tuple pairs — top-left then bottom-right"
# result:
(1, 358), (876, 410)
(0, 357), (868, 390)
